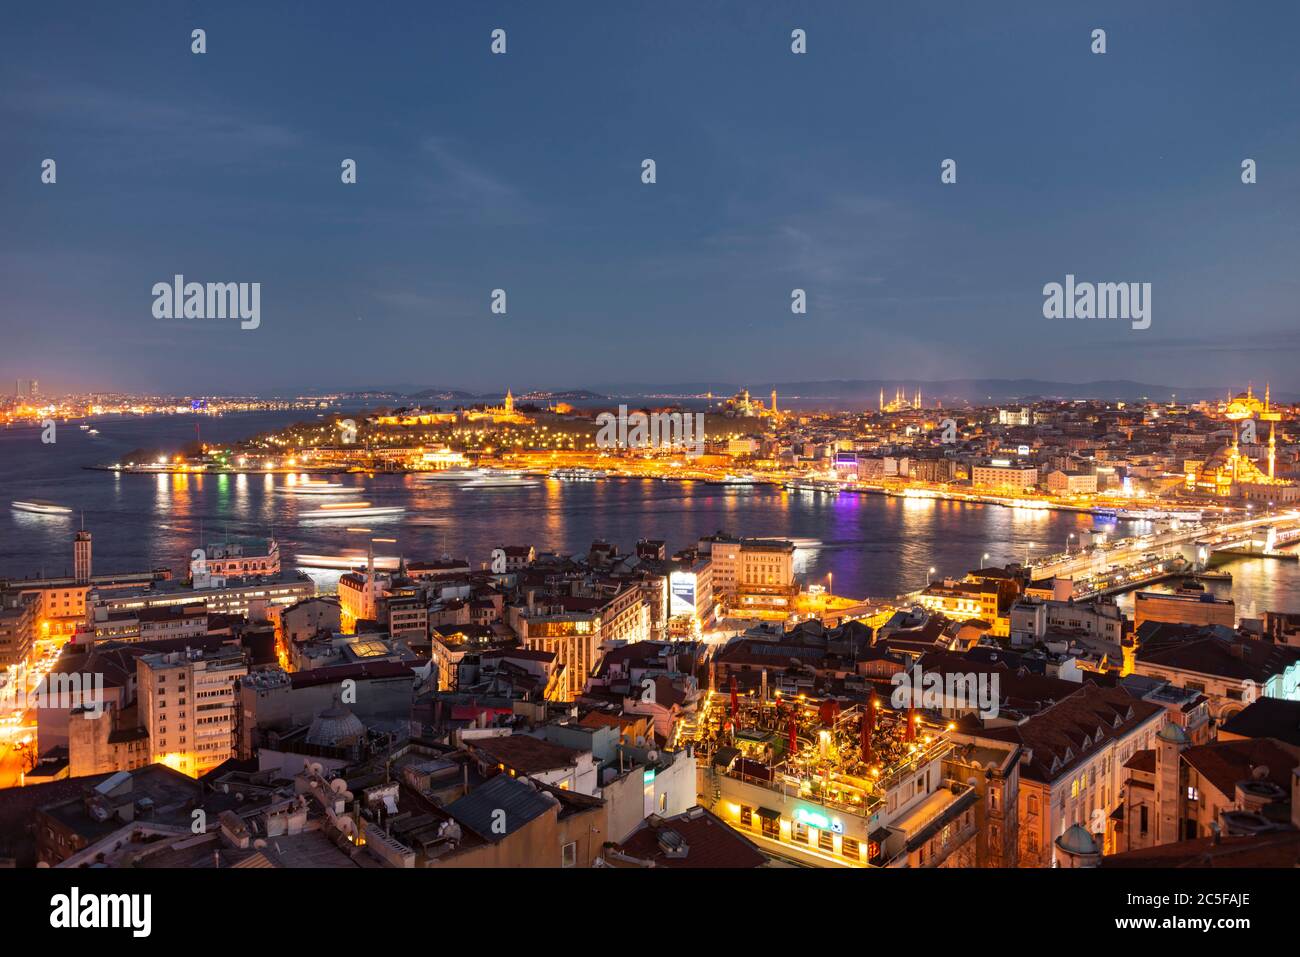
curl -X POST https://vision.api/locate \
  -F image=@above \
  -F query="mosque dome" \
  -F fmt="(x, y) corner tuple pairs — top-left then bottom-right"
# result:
(306, 705), (366, 748)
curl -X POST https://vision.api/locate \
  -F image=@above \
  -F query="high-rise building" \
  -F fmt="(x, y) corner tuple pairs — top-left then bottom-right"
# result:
(74, 529), (92, 584)
(137, 646), (248, 777)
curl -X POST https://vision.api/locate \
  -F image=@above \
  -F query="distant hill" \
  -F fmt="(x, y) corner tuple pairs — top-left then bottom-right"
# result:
(407, 388), (479, 401)
(518, 389), (608, 401)
(587, 378), (1256, 403)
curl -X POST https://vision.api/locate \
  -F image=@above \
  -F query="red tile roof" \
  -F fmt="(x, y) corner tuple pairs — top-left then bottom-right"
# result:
(612, 807), (766, 868)
(983, 682), (1164, 785)
(1182, 737), (1300, 798)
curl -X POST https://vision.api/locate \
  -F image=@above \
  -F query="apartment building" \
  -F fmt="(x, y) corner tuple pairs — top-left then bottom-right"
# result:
(137, 646), (248, 777)
(979, 682), (1166, 864)
(700, 534), (796, 615)
(971, 462), (1039, 491)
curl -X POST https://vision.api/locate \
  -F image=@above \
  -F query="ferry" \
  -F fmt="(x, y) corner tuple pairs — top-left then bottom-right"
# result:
(277, 479), (349, 495)
(86, 429), (99, 436)
(11, 500), (74, 515)
(297, 553), (401, 571)
(783, 480), (840, 494)
(299, 501), (405, 521)
(460, 474), (540, 489)
(549, 468), (608, 481)
(414, 468), (489, 482)
(706, 474), (761, 486)
(1114, 508), (1203, 522)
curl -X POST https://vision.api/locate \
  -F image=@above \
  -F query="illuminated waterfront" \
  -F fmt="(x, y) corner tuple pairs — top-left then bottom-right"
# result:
(5, 413), (1300, 614)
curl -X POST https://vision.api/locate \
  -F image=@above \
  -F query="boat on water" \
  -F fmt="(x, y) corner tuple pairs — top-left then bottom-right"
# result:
(707, 474), (761, 486)
(460, 474), (541, 489)
(298, 501), (405, 520)
(414, 468), (489, 482)
(1114, 508), (1203, 522)
(86, 429), (99, 435)
(297, 553), (401, 571)
(78, 424), (90, 430)
(277, 479), (349, 495)
(549, 468), (607, 481)
(11, 500), (74, 515)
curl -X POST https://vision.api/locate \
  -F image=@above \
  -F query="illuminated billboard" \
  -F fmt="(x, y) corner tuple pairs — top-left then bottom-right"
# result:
(669, 570), (697, 617)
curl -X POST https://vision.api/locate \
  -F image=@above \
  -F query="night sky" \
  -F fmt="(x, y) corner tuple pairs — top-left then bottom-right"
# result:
(2, 1), (1298, 395)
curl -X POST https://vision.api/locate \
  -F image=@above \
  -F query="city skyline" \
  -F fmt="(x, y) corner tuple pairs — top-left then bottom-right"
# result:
(5, 2), (1300, 395)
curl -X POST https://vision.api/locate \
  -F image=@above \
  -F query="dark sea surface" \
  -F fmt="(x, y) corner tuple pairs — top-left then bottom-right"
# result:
(2, 412), (1299, 613)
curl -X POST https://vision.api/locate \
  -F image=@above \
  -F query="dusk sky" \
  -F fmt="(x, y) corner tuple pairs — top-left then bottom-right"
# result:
(2, 1), (1298, 395)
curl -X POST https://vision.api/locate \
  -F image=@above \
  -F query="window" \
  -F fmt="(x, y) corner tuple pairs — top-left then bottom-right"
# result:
(841, 836), (860, 860)
(659, 793), (667, 813)
(818, 829), (834, 852)
(1187, 786), (1199, 802)
(761, 815), (779, 840)
(740, 805), (753, 828)
(561, 841), (576, 868)
(792, 821), (809, 844)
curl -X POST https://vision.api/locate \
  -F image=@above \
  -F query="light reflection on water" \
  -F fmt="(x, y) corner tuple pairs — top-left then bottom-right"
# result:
(1, 412), (1299, 609)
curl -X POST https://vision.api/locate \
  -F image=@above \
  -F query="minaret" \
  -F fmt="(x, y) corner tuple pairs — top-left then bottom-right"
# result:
(770, 389), (778, 415)
(1265, 382), (1271, 413)
(879, 388), (885, 412)
(504, 388), (514, 414)
(1269, 421), (1276, 479)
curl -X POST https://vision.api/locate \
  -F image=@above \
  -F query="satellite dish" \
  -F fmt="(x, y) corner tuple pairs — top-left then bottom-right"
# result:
(330, 778), (348, 793)
(646, 750), (659, 763)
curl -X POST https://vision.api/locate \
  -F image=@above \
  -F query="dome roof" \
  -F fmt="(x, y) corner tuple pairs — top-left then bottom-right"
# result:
(306, 705), (366, 747)
(1157, 723), (1191, 745)
(1055, 824), (1100, 856)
